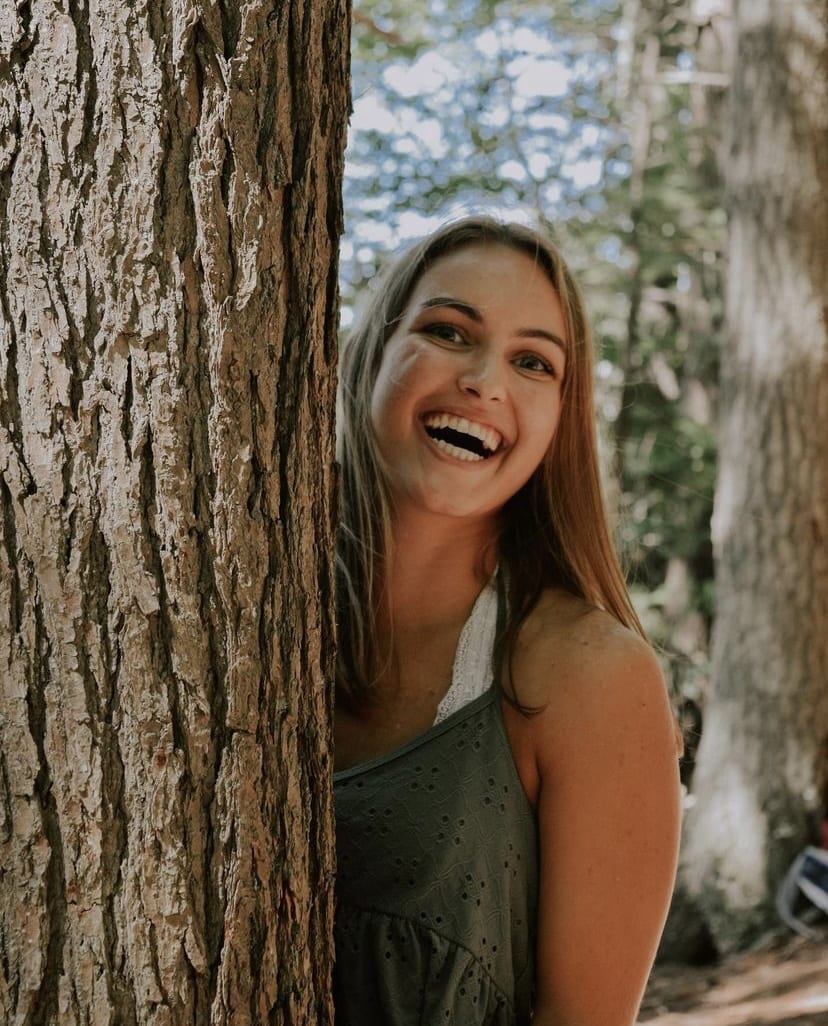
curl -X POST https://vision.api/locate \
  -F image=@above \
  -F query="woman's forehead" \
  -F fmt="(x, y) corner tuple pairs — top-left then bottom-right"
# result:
(403, 243), (566, 341)
(415, 242), (546, 289)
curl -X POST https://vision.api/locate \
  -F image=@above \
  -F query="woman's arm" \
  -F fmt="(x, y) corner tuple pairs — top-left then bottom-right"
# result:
(518, 616), (681, 1026)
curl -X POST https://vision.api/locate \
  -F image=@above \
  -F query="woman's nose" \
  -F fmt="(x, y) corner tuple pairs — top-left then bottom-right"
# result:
(457, 352), (506, 401)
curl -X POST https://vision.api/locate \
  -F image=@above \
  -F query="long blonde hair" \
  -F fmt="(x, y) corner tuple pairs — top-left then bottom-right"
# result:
(337, 216), (644, 708)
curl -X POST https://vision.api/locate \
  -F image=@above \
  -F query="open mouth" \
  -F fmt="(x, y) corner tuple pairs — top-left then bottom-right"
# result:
(422, 413), (502, 462)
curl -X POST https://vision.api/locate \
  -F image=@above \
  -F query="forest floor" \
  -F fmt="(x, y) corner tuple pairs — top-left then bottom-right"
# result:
(639, 934), (828, 1026)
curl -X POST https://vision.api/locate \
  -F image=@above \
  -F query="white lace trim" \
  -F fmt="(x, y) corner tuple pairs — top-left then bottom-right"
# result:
(433, 575), (499, 725)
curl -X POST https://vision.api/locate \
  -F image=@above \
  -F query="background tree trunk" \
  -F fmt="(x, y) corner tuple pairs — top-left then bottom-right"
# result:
(0, 0), (349, 1022)
(681, 0), (828, 953)
(612, 0), (661, 483)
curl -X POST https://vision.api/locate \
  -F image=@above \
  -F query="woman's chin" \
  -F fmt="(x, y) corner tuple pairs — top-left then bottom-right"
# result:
(396, 487), (501, 522)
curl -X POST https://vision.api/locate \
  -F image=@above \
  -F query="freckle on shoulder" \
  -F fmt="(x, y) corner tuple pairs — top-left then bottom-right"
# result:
(520, 587), (644, 653)
(514, 587), (663, 704)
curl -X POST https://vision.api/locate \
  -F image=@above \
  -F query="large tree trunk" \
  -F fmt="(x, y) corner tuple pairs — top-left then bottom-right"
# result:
(0, 0), (349, 1022)
(681, 0), (828, 954)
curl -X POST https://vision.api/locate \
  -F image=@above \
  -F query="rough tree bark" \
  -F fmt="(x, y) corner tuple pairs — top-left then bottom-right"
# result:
(681, 0), (828, 953)
(0, 0), (349, 1022)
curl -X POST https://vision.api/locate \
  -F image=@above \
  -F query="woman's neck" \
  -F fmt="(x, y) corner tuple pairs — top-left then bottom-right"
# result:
(383, 506), (498, 630)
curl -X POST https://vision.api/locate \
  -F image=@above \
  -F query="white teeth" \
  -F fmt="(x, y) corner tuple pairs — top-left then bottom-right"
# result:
(433, 438), (485, 461)
(422, 413), (502, 453)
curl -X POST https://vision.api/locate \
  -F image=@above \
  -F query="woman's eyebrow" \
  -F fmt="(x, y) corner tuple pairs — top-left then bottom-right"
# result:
(417, 296), (567, 352)
(516, 327), (567, 352)
(418, 296), (482, 321)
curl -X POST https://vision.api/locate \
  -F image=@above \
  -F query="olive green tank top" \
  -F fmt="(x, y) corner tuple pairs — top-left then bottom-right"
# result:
(333, 685), (539, 1025)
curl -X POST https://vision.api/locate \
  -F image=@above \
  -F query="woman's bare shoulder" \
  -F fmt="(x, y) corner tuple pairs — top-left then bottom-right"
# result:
(510, 588), (673, 752)
(516, 587), (659, 684)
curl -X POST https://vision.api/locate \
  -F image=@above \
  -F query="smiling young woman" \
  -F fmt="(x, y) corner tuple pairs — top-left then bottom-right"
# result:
(333, 217), (681, 1026)
(369, 243), (565, 522)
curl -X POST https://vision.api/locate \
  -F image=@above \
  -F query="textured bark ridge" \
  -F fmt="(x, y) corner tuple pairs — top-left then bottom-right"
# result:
(682, 0), (828, 953)
(0, 0), (349, 1022)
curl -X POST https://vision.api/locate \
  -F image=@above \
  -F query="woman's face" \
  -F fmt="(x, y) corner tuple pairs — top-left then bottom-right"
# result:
(370, 243), (567, 523)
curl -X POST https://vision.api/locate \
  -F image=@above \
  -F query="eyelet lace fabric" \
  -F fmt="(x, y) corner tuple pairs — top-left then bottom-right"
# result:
(434, 575), (499, 725)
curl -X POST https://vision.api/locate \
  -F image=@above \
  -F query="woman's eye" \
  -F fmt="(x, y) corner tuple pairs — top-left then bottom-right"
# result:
(422, 323), (466, 345)
(515, 353), (557, 376)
